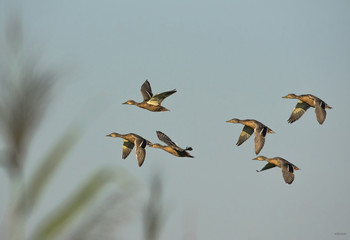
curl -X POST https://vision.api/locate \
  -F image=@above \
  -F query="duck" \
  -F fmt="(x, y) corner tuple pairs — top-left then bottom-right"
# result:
(106, 132), (152, 167)
(226, 118), (275, 155)
(282, 93), (332, 124)
(253, 156), (300, 184)
(123, 80), (176, 112)
(149, 131), (194, 158)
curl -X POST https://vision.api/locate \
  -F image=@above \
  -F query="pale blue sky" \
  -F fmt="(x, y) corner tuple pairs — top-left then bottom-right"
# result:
(1, 0), (350, 239)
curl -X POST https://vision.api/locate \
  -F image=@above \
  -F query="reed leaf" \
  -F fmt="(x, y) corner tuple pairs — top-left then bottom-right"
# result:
(29, 167), (135, 240)
(20, 126), (82, 216)
(143, 173), (166, 240)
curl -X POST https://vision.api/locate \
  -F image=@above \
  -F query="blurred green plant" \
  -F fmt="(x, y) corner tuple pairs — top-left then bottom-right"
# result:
(0, 13), (138, 240)
(143, 173), (166, 240)
(0, 11), (192, 240)
(29, 167), (138, 240)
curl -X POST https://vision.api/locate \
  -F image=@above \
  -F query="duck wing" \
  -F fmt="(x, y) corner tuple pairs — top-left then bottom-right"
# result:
(256, 163), (276, 172)
(140, 80), (153, 101)
(236, 126), (253, 146)
(147, 89), (176, 106)
(314, 98), (327, 124)
(156, 131), (179, 147)
(122, 140), (134, 159)
(156, 131), (186, 152)
(253, 125), (268, 155)
(281, 162), (295, 184)
(288, 101), (311, 123)
(135, 138), (147, 167)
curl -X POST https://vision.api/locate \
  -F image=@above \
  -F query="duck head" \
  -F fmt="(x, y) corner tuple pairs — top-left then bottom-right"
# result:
(252, 156), (268, 161)
(226, 118), (241, 123)
(282, 93), (297, 99)
(149, 143), (163, 149)
(122, 100), (137, 105)
(106, 132), (121, 138)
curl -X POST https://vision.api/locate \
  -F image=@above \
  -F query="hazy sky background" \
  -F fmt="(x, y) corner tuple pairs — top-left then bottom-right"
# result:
(1, 0), (350, 239)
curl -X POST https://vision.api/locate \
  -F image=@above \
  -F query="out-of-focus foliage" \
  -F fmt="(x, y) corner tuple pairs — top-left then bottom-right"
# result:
(67, 191), (137, 240)
(0, 11), (55, 178)
(0, 13), (139, 240)
(20, 127), (81, 216)
(0, 10), (184, 240)
(30, 167), (138, 240)
(143, 173), (166, 240)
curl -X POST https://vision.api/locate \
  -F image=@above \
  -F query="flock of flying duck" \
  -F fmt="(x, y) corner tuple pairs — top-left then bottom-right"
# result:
(107, 80), (332, 184)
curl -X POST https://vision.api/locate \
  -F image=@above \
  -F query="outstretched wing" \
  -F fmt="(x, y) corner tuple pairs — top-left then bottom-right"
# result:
(288, 101), (311, 123)
(253, 125), (267, 155)
(156, 131), (178, 148)
(281, 163), (295, 184)
(314, 98), (327, 124)
(147, 89), (176, 106)
(236, 126), (253, 146)
(135, 138), (147, 167)
(122, 140), (134, 159)
(140, 80), (153, 101)
(256, 163), (276, 172)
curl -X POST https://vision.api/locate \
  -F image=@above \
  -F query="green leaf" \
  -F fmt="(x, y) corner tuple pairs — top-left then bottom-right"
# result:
(30, 167), (136, 240)
(19, 125), (82, 215)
